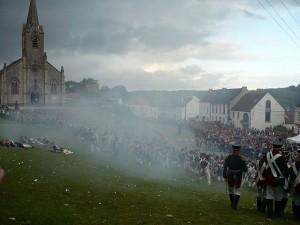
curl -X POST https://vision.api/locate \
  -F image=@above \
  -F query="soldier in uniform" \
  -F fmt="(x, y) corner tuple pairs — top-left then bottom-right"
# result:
(264, 141), (289, 220)
(289, 148), (300, 220)
(223, 144), (248, 210)
(255, 147), (269, 213)
(280, 147), (291, 216)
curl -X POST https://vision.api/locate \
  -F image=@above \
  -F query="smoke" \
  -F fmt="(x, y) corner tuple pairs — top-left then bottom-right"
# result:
(0, 100), (189, 182)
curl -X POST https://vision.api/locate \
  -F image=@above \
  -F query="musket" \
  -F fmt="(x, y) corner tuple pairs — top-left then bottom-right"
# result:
(225, 170), (228, 198)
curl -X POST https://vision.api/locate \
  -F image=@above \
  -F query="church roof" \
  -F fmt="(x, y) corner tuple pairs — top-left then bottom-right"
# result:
(231, 91), (268, 112)
(200, 88), (243, 104)
(0, 58), (23, 74)
(26, 0), (39, 26)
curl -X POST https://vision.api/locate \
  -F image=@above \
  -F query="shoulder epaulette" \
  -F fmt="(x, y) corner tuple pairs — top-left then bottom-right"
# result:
(240, 155), (246, 161)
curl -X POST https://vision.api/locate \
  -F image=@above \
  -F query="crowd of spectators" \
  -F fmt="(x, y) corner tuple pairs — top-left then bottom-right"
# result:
(0, 105), (73, 128)
(187, 118), (297, 160)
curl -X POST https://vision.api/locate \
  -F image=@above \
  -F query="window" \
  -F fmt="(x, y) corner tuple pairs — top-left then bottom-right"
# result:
(11, 78), (19, 94)
(265, 100), (271, 122)
(233, 112), (235, 118)
(32, 35), (39, 48)
(237, 112), (240, 119)
(50, 80), (57, 95)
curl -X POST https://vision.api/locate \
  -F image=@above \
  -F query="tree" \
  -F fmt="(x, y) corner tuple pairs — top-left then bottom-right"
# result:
(100, 85), (110, 99)
(65, 81), (80, 93)
(79, 78), (100, 99)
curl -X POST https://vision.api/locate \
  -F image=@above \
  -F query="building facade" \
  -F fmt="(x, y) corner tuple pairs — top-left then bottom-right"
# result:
(198, 87), (248, 124)
(231, 91), (285, 130)
(294, 106), (300, 134)
(0, 0), (65, 107)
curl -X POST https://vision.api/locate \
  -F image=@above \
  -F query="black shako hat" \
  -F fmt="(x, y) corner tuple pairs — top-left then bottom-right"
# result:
(261, 148), (269, 155)
(273, 141), (284, 149)
(232, 144), (242, 151)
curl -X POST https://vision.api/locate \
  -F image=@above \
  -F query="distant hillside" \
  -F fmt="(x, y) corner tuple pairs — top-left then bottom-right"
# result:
(122, 86), (300, 109)
(265, 85), (300, 109)
(125, 90), (206, 106)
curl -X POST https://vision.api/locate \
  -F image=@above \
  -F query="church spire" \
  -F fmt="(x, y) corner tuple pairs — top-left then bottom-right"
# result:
(26, 0), (39, 26)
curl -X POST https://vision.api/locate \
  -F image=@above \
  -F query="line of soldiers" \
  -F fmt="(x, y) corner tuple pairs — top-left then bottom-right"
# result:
(223, 141), (300, 221)
(255, 141), (300, 221)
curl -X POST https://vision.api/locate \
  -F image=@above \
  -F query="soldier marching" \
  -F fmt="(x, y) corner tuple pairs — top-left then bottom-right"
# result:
(223, 144), (248, 210)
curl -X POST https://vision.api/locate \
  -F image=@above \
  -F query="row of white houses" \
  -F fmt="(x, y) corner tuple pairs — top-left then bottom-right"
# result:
(126, 87), (299, 133)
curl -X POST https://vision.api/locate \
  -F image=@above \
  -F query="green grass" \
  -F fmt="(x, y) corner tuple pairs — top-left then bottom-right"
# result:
(0, 119), (298, 225)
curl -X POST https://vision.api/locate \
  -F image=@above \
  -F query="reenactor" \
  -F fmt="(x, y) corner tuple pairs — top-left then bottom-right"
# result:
(289, 148), (300, 220)
(281, 148), (292, 215)
(223, 144), (248, 210)
(255, 147), (269, 213)
(264, 141), (289, 220)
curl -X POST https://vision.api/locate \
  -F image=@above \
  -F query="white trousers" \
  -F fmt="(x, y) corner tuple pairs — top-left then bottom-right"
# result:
(265, 185), (283, 201)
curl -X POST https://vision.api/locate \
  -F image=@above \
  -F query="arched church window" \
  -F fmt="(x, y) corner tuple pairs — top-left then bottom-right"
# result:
(50, 80), (57, 95)
(265, 100), (271, 122)
(11, 78), (19, 94)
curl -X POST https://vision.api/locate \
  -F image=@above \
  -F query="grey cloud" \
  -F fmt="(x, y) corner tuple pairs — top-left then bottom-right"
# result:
(0, 0), (263, 62)
(2, 0), (296, 90)
(180, 65), (205, 75)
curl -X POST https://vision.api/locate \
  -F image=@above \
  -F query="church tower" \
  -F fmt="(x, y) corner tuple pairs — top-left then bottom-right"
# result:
(22, 0), (45, 69)
(0, 0), (66, 106)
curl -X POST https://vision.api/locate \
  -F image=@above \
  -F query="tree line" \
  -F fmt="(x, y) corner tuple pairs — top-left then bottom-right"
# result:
(65, 78), (300, 109)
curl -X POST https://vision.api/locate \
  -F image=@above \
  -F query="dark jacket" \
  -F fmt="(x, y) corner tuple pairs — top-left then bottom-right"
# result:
(264, 149), (289, 186)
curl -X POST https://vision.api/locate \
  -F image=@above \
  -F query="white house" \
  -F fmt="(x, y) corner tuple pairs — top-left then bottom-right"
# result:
(231, 91), (285, 130)
(198, 87), (248, 124)
(185, 96), (200, 120)
(126, 97), (158, 119)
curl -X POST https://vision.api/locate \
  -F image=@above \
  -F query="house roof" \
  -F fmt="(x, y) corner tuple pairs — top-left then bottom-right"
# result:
(127, 97), (152, 106)
(231, 91), (267, 112)
(201, 88), (243, 104)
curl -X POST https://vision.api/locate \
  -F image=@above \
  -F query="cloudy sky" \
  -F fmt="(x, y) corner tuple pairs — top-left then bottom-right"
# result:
(0, 0), (300, 91)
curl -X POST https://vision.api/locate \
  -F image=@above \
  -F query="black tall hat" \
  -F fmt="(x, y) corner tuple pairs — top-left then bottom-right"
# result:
(273, 141), (284, 149)
(261, 148), (269, 155)
(232, 144), (242, 151)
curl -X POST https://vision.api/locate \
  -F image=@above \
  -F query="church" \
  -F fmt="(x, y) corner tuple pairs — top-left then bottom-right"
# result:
(0, 0), (66, 107)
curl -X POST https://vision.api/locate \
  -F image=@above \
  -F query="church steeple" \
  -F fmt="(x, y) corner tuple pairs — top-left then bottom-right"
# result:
(22, 0), (44, 67)
(26, 0), (39, 27)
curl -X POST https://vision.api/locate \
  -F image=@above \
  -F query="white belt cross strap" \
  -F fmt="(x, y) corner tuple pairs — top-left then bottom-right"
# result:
(256, 159), (266, 182)
(292, 163), (300, 187)
(266, 152), (284, 178)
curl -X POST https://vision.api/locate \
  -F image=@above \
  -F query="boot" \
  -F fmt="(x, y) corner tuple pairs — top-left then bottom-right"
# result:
(275, 201), (283, 217)
(292, 200), (296, 215)
(229, 194), (234, 208)
(267, 199), (273, 219)
(232, 195), (240, 210)
(280, 198), (288, 216)
(296, 205), (300, 220)
(257, 197), (262, 211)
(260, 198), (267, 213)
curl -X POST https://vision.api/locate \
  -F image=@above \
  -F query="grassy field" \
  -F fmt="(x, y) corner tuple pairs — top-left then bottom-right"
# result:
(0, 112), (298, 225)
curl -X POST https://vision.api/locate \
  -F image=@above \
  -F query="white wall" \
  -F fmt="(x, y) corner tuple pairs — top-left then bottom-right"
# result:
(199, 102), (210, 121)
(251, 93), (285, 130)
(232, 93), (285, 130)
(185, 96), (200, 120)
